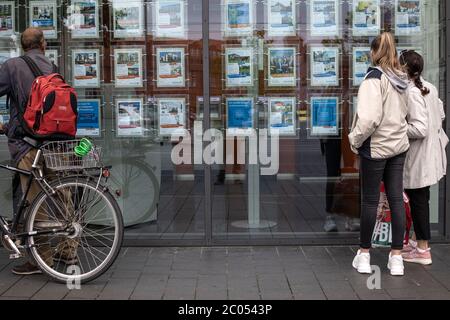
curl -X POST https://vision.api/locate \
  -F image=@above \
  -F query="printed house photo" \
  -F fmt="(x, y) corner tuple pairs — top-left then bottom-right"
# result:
(313, 50), (336, 77)
(354, 1), (378, 27)
(270, 0), (294, 27)
(115, 6), (140, 30)
(32, 5), (54, 29)
(398, 0), (420, 26)
(228, 2), (250, 28)
(159, 51), (183, 78)
(158, 1), (182, 28)
(269, 49), (295, 78)
(227, 52), (251, 78)
(312, 1), (336, 27)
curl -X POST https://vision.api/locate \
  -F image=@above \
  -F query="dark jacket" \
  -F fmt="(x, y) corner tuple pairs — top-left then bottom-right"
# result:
(0, 49), (54, 164)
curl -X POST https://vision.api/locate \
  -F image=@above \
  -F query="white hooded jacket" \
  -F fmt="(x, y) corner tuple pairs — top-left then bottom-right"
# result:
(403, 79), (448, 189)
(349, 67), (410, 159)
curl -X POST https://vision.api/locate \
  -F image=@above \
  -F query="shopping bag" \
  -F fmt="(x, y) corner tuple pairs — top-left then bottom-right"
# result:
(371, 182), (412, 248)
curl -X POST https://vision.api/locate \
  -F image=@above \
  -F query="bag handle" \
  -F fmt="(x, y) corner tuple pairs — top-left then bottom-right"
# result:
(20, 56), (44, 78)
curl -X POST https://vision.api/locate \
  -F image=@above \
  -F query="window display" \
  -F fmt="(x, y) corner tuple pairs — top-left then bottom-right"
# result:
(267, 47), (296, 87)
(71, 48), (100, 88)
(114, 48), (144, 88)
(154, 0), (186, 39)
(352, 0), (380, 36)
(310, 46), (339, 87)
(395, 0), (421, 35)
(226, 97), (254, 136)
(268, 97), (296, 136)
(29, 0), (58, 39)
(77, 98), (101, 137)
(45, 48), (58, 66)
(67, 0), (99, 39)
(223, 0), (254, 37)
(0, 1), (14, 37)
(267, 0), (296, 37)
(310, 0), (339, 37)
(158, 97), (187, 137)
(156, 47), (186, 88)
(352, 47), (371, 87)
(225, 47), (254, 88)
(310, 96), (339, 137)
(116, 98), (144, 137)
(112, 0), (144, 38)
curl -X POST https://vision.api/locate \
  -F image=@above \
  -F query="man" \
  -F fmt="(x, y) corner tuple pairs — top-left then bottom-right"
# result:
(0, 28), (76, 275)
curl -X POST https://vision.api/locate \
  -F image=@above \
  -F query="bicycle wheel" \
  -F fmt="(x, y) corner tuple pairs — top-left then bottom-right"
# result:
(24, 176), (124, 284)
(108, 158), (160, 226)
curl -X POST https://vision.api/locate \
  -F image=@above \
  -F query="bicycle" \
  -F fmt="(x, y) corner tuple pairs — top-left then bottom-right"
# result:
(0, 137), (124, 284)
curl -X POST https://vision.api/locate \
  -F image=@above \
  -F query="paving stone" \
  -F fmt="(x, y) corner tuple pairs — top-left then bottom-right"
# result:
(2, 275), (47, 298)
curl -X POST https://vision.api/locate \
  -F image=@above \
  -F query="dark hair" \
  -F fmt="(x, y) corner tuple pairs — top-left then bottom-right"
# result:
(21, 28), (45, 52)
(399, 50), (430, 96)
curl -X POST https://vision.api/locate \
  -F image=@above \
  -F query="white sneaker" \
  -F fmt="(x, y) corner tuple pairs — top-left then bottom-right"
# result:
(387, 253), (405, 276)
(352, 250), (372, 274)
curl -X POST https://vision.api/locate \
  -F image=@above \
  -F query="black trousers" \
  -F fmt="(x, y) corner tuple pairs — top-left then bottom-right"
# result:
(405, 187), (431, 241)
(360, 153), (407, 250)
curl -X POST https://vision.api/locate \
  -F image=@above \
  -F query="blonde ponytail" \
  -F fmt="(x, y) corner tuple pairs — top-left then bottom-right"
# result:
(371, 32), (404, 75)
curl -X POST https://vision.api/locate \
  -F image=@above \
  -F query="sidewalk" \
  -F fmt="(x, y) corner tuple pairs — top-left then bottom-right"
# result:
(0, 245), (450, 300)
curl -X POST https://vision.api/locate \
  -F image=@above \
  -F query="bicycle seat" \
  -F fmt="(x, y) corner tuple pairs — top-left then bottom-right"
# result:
(23, 136), (41, 148)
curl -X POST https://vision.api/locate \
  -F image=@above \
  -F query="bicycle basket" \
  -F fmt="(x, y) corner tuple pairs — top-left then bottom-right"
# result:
(41, 140), (102, 171)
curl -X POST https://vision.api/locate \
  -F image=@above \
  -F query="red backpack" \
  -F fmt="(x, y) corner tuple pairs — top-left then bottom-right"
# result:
(19, 56), (77, 140)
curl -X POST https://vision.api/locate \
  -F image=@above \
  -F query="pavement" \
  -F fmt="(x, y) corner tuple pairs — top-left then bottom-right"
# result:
(0, 245), (450, 300)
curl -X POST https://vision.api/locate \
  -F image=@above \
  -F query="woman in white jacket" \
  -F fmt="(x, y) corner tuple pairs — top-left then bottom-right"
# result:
(349, 32), (410, 276)
(400, 50), (448, 265)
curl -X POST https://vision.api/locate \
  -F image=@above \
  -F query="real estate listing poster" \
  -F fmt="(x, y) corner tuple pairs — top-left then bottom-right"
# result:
(29, 1), (58, 39)
(112, 0), (144, 38)
(156, 47), (185, 88)
(155, 0), (186, 39)
(310, 97), (339, 137)
(267, 0), (296, 37)
(268, 47), (296, 87)
(45, 49), (58, 66)
(224, 0), (254, 37)
(72, 49), (100, 88)
(158, 97), (186, 137)
(225, 47), (254, 87)
(67, 0), (99, 39)
(0, 97), (9, 126)
(268, 97), (296, 136)
(116, 98), (144, 137)
(310, 46), (339, 87)
(352, 47), (371, 86)
(77, 99), (101, 137)
(114, 48), (143, 88)
(395, 0), (421, 36)
(310, 0), (338, 37)
(226, 97), (254, 136)
(352, 0), (380, 36)
(0, 1), (14, 37)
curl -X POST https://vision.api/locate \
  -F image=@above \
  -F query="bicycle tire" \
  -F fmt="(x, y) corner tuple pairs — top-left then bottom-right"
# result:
(25, 176), (124, 284)
(108, 158), (160, 226)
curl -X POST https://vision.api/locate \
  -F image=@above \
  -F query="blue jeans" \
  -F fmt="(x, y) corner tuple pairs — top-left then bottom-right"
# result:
(360, 153), (407, 250)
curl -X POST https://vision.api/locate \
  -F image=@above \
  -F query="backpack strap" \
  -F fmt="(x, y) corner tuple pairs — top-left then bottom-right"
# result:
(20, 56), (44, 78)
(51, 62), (58, 74)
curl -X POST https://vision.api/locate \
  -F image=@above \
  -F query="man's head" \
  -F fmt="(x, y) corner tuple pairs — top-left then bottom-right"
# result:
(21, 28), (46, 52)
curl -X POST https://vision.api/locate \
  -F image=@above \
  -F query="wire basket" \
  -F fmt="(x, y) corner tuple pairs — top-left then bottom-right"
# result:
(41, 140), (102, 171)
